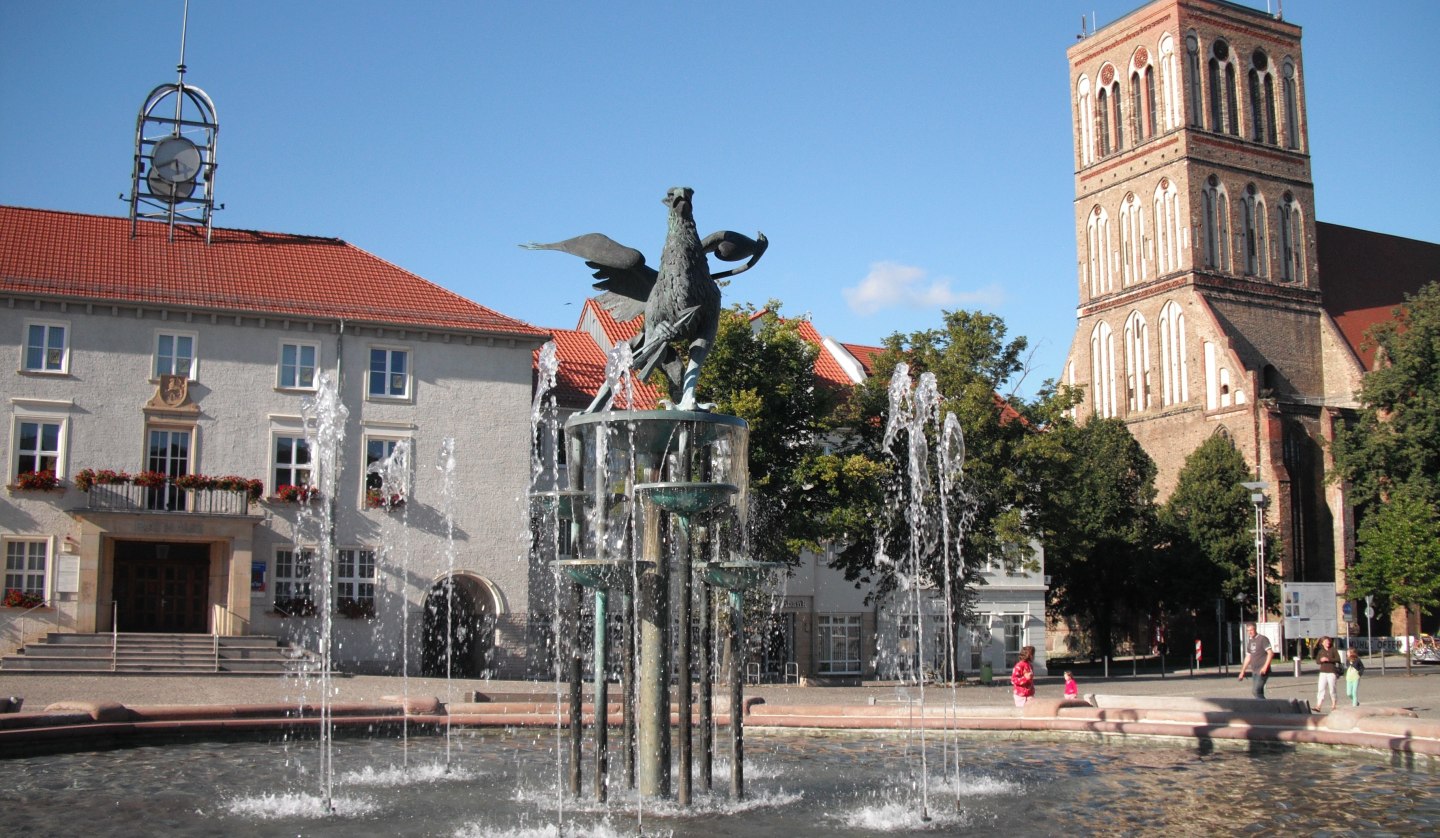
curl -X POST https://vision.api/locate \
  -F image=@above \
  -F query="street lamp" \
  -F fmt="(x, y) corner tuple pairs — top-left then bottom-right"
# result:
(1241, 481), (1270, 620)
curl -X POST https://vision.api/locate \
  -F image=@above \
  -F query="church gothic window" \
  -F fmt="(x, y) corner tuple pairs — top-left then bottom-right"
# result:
(1124, 311), (1151, 413)
(1208, 39), (1239, 135)
(1076, 76), (1095, 166)
(1242, 185), (1268, 278)
(1202, 176), (1231, 272)
(1090, 320), (1118, 418)
(1159, 34), (1178, 131)
(1159, 301), (1188, 406)
(1282, 58), (1301, 150)
(1153, 178), (1181, 275)
(1185, 33), (1203, 127)
(1121, 193), (1146, 286)
(1280, 193), (1306, 282)
(1248, 49), (1278, 145)
(1087, 206), (1113, 296)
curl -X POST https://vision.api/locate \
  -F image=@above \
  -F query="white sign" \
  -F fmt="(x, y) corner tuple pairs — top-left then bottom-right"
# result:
(1281, 582), (1339, 639)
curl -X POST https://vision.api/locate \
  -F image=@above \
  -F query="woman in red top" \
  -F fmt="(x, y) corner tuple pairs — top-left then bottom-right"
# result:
(1011, 645), (1036, 707)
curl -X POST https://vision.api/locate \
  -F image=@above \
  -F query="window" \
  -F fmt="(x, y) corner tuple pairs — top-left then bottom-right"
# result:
(154, 332), (196, 379)
(336, 548), (376, 612)
(1248, 50), (1278, 145)
(1097, 86), (1111, 156)
(369, 347), (410, 399)
(1090, 320), (1117, 418)
(23, 322), (68, 373)
(1208, 39), (1238, 135)
(1242, 187), (1268, 278)
(1086, 206), (1112, 296)
(1282, 59), (1300, 150)
(816, 614), (863, 675)
(1144, 66), (1158, 138)
(1110, 80), (1124, 150)
(146, 426), (192, 511)
(1202, 176), (1230, 271)
(1153, 178), (1181, 275)
(1280, 194), (1306, 282)
(1185, 33), (1204, 127)
(364, 436), (411, 506)
(1159, 301), (1189, 406)
(1076, 76), (1094, 167)
(278, 342), (319, 390)
(4, 539), (48, 599)
(1159, 34), (1178, 131)
(1003, 614), (1026, 667)
(273, 434), (312, 492)
(274, 547), (315, 609)
(14, 419), (62, 480)
(1120, 193), (1146, 286)
(1124, 311), (1151, 413)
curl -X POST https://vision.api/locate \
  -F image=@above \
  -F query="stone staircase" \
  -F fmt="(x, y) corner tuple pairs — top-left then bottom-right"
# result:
(1, 632), (318, 674)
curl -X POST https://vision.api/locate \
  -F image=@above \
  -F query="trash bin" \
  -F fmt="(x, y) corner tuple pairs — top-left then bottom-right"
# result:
(980, 662), (993, 685)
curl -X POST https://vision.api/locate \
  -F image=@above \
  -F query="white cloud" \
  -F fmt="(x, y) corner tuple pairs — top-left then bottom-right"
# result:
(842, 261), (1003, 315)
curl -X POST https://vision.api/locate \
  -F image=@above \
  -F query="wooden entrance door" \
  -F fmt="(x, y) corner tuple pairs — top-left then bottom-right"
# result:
(113, 542), (210, 632)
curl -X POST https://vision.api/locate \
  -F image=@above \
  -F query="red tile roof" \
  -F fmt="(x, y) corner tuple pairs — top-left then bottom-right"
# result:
(0, 205), (545, 338)
(538, 328), (661, 410)
(583, 297), (643, 346)
(1317, 222), (1440, 370)
(792, 319), (857, 389)
(840, 342), (884, 378)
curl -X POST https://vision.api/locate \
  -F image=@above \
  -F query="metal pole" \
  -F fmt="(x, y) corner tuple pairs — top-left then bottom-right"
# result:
(677, 520), (693, 806)
(593, 586), (609, 802)
(699, 578), (713, 792)
(1255, 499), (1266, 620)
(568, 633), (583, 798)
(728, 588), (745, 801)
(622, 587), (635, 789)
(637, 508), (670, 798)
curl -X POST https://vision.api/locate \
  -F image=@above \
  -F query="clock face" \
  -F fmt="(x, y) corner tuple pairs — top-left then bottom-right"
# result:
(151, 136), (202, 184)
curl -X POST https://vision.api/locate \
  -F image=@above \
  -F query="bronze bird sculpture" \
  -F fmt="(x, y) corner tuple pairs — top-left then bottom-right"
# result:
(525, 187), (767, 412)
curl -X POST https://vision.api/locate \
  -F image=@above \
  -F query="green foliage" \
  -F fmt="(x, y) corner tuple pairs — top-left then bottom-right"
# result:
(1160, 433), (1259, 607)
(1351, 486), (1440, 622)
(1040, 417), (1160, 658)
(829, 309), (1080, 623)
(1331, 281), (1440, 510)
(697, 301), (848, 563)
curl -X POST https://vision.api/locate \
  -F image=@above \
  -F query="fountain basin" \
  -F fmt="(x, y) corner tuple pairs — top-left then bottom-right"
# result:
(635, 481), (738, 515)
(553, 558), (649, 589)
(700, 559), (783, 591)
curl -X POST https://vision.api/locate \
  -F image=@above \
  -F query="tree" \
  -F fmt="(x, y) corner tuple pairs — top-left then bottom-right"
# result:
(696, 301), (864, 564)
(1040, 417), (1160, 659)
(1331, 281), (1440, 509)
(1350, 486), (1440, 674)
(829, 309), (1079, 630)
(1160, 433), (1262, 616)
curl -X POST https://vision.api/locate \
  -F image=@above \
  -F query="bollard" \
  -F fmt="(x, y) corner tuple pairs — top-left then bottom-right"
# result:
(1293, 656), (1301, 677)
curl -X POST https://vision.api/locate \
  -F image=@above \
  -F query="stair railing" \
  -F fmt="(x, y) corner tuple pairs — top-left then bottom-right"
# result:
(111, 602), (118, 672)
(211, 605), (252, 672)
(13, 599), (53, 656)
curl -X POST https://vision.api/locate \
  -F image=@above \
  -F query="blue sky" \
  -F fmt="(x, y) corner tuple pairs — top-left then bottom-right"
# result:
(3, 1), (1437, 397)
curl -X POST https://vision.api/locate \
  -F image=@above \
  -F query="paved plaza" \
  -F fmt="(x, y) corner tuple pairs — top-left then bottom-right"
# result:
(3, 657), (1437, 719)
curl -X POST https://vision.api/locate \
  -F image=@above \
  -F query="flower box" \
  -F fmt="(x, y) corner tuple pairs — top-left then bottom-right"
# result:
(2, 589), (45, 609)
(272, 597), (317, 617)
(274, 484), (319, 504)
(336, 597), (376, 620)
(8, 470), (62, 492)
(365, 488), (406, 510)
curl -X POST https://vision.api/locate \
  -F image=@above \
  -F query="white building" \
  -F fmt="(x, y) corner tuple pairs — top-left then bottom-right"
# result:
(1, 205), (549, 676)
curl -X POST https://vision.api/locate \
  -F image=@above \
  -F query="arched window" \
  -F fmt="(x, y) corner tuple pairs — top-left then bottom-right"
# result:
(1121, 192), (1146, 286)
(1090, 320), (1118, 418)
(1111, 79), (1125, 149)
(1124, 310), (1151, 413)
(1152, 177), (1181, 275)
(1282, 58), (1300, 150)
(1145, 66), (1158, 138)
(1185, 33), (1203, 127)
(1208, 39), (1238, 135)
(1087, 206), (1113, 296)
(1159, 34), (1178, 131)
(1076, 76), (1094, 166)
(1202, 175), (1231, 271)
(1158, 301), (1189, 406)
(1279, 193), (1306, 282)
(1248, 49), (1278, 144)
(1242, 186), (1268, 278)
(1097, 86), (1111, 156)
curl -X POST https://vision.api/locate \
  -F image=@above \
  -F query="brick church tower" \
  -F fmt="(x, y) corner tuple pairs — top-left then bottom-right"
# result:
(1060, 0), (1361, 605)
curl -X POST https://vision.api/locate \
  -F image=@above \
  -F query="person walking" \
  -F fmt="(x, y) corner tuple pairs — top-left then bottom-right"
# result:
(1011, 646), (1036, 707)
(1237, 622), (1275, 699)
(1313, 636), (1341, 712)
(1345, 648), (1365, 706)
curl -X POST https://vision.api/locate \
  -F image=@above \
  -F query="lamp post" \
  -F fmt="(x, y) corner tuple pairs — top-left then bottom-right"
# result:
(1241, 481), (1270, 621)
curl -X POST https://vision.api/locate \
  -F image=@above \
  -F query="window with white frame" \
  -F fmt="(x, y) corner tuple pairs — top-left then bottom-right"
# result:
(13, 418), (63, 480)
(363, 436), (411, 507)
(1159, 34), (1178, 131)
(278, 341), (319, 390)
(1076, 75), (1094, 167)
(146, 425), (192, 511)
(274, 547), (315, 610)
(1159, 301), (1189, 405)
(154, 332), (197, 379)
(1090, 320), (1117, 418)
(1003, 614), (1026, 667)
(368, 347), (410, 399)
(1086, 206), (1112, 297)
(1153, 177), (1181, 275)
(335, 548), (377, 611)
(816, 614), (863, 675)
(1121, 193), (1146, 286)
(23, 322), (68, 374)
(4, 539), (48, 599)
(1124, 311), (1151, 413)
(273, 434), (312, 492)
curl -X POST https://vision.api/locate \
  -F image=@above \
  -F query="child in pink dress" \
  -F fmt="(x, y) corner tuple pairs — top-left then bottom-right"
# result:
(1063, 670), (1079, 699)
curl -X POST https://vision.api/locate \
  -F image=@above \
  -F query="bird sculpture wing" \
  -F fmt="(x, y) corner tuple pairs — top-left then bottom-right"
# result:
(522, 233), (658, 322)
(701, 230), (768, 279)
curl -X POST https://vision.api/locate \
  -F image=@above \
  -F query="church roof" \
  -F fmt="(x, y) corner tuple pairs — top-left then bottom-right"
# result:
(1317, 222), (1440, 370)
(0, 205), (546, 339)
